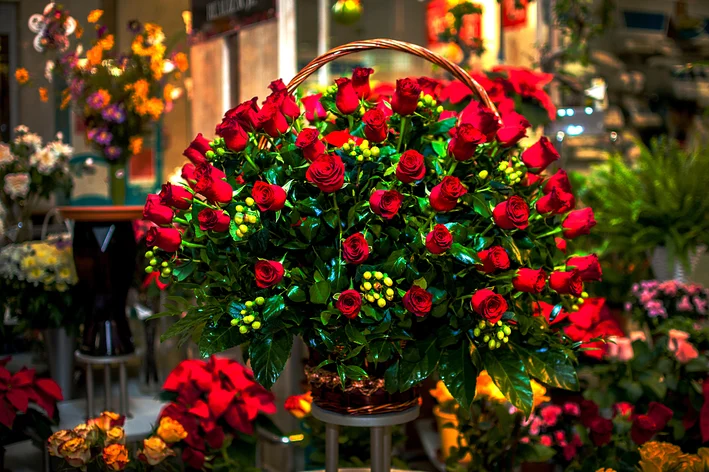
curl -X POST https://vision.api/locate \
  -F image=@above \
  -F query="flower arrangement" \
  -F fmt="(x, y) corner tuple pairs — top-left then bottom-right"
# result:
(148, 45), (599, 416)
(0, 235), (80, 331)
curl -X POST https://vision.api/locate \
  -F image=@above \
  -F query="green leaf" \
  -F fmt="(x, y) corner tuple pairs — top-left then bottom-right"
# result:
(514, 345), (579, 391)
(483, 348), (533, 417)
(449, 243), (480, 265)
(198, 322), (246, 357)
(439, 341), (478, 410)
(249, 331), (293, 389)
(345, 323), (367, 345)
(309, 280), (331, 304)
(343, 365), (368, 380)
(287, 285), (307, 302)
(262, 294), (285, 321)
(428, 117), (456, 135)
(384, 361), (400, 393)
(432, 140), (447, 158)
(399, 339), (440, 391)
(326, 258), (349, 292)
(173, 261), (195, 282)
(299, 217), (321, 241)
(471, 194), (492, 218)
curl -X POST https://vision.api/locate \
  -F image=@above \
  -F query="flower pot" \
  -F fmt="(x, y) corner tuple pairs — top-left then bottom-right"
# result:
(433, 405), (472, 464)
(650, 246), (706, 282)
(43, 327), (76, 399)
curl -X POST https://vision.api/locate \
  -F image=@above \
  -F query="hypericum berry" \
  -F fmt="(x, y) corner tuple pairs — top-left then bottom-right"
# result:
(145, 266), (154, 274)
(255, 297), (265, 305)
(377, 298), (386, 308)
(235, 205), (244, 212)
(236, 230), (244, 237)
(230, 319), (238, 326)
(363, 271), (372, 280)
(360, 140), (369, 150)
(145, 251), (154, 258)
(245, 197), (255, 207)
(238, 224), (249, 233)
(366, 294), (375, 303)
(488, 339), (496, 349)
(216, 148), (225, 156)
(149, 258), (158, 266)
(384, 277), (393, 286)
(374, 271), (383, 280)
(161, 268), (171, 276)
(478, 170), (489, 179)
(503, 325), (512, 336)
(243, 315), (254, 324)
(239, 326), (249, 334)
(371, 147), (380, 157)
(343, 143), (351, 152)
(363, 281), (372, 291)
(436, 105), (444, 114)
(252, 321), (262, 330)
(206, 150), (216, 159)
(245, 301), (254, 308)
(473, 328), (481, 337)
(581, 291), (589, 298)
(385, 288), (394, 297)
(497, 331), (504, 340)
(483, 335), (490, 343)
(240, 310), (247, 315)
(246, 214), (258, 224)
(161, 261), (169, 268)
(503, 336), (509, 343)
(234, 215), (244, 224)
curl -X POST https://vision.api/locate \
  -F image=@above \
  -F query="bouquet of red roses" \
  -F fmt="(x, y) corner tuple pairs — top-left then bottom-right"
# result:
(145, 41), (599, 416)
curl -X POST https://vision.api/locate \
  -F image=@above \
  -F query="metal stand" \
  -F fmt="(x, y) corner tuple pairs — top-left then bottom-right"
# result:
(74, 350), (139, 418)
(310, 404), (420, 472)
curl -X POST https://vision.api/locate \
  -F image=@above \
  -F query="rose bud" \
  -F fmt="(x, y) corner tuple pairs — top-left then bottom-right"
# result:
(58, 437), (91, 467)
(477, 246), (510, 273)
(589, 417), (613, 447)
(306, 154), (345, 193)
(471, 289), (508, 324)
(139, 437), (174, 466)
(613, 402), (633, 418)
(215, 113), (248, 152)
(402, 285), (433, 317)
(342, 232), (369, 264)
(555, 237), (567, 254)
(269, 78), (287, 92)
(460, 101), (501, 141)
(336, 289), (363, 318)
(362, 109), (388, 143)
(181, 163), (196, 187)
(146, 226), (182, 252)
(566, 254), (602, 281)
(493, 195), (530, 230)
(295, 128), (326, 162)
(549, 270), (584, 296)
(544, 169), (572, 194)
(449, 123), (486, 161)
(334, 77), (360, 115)
(562, 208), (596, 239)
(182, 133), (211, 165)
(513, 268), (547, 293)
(280, 93), (301, 122)
(535, 187), (575, 215)
(103, 444), (129, 471)
(252, 181), (287, 211)
(496, 111), (530, 147)
(229, 97), (260, 130)
(425, 224), (453, 255)
(429, 176), (467, 212)
(159, 183), (192, 210)
(182, 448), (206, 470)
(391, 77), (421, 116)
(258, 101), (289, 137)
(369, 189), (404, 220)
(105, 426), (126, 445)
(48, 430), (75, 457)
(302, 94), (327, 122)
(396, 150), (426, 184)
(193, 164), (233, 204)
(157, 417), (188, 444)
(197, 208), (230, 232)
(143, 194), (174, 226)
(351, 66), (374, 99)
(522, 172), (544, 187)
(521, 136), (560, 174)
(254, 260), (285, 288)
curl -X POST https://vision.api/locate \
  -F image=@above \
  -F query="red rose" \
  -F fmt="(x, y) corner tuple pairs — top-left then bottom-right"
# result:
(647, 402), (673, 430)
(396, 150), (426, 184)
(589, 417), (613, 447)
(402, 286), (433, 317)
(351, 67), (374, 99)
(376, 100), (393, 119)
(580, 400), (599, 427)
(417, 77), (441, 96)
(430, 176), (467, 212)
(362, 109), (388, 143)
(391, 78), (421, 116)
(252, 181), (287, 211)
(183, 133), (211, 165)
(229, 96), (260, 130)
(471, 289), (508, 324)
(280, 94), (301, 122)
(342, 233), (369, 264)
(522, 173), (544, 187)
(477, 246), (510, 273)
(193, 164), (233, 203)
(631, 415), (658, 445)
(425, 224), (453, 254)
(496, 111), (529, 147)
(306, 154), (345, 193)
(544, 169), (572, 194)
(182, 448), (205, 470)
(536, 187), (575, 214)
(460, 101), (501, 141)
(567, 254), (602, 282)
(197, 208), (230, 232)
(254, 260), (285, 289)
(323, 130), (362, 148)
(215, 113), (248, 152)
(302, 94), (327, 122)
(613, 402), (633, 417)
(334, 77), (359, 115)
(521, 137), (559, 174)
(295, 128), (326, 162)
(181, 163), (196, 186)
(257, 101), (289, 138)
(143, 194), (174, 226)
(563, 208), (596, 239)
(493, 196), (530, 229)
(550, 270), (584, 296)
(449, 124), (486, 161)
(513, 268), (547, 293)
(146, 226), (181, 252)
(555, 237), (567, 254)
(336, 290), (362, 319)
(159, 183), (192, 210)
(370, 189), (403, 220)
(267, 79), (300, 122)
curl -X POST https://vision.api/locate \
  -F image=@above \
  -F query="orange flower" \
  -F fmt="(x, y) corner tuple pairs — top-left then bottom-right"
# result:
(89, 411), (124, 431)
(87, 9), (103, 23)
(98, 34), (114, 51)
(39, 87), (48, 102)
(126, 79), (150, 100)
(136, 98), (164, 120)
(284, 392), (313, 419)
(103, 443), (129, 471)
(86, 45), (103, 66)
(105, 426), (126, 445)
(430, 381), (454, 404)
(163, 84), (175, 102)
(156, 417), (187, 444)
(76, 25), (84, 39)
(47, 430), (75, 457)
(58, 437), (91, 468)
(60, 90), (72, 110)
(72, 423), (99, 444)
(139, 436), (174, 466)
(129, 136), (144, 156)
(173, 52), (189, 72)
(15, 68), (29, 84)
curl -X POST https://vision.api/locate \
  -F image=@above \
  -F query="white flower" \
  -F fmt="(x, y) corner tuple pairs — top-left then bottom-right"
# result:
(30, 147), (59, 174)
(14, 132), (42, 150)
(14, 125), (28, 134)
(0, 144), (15, 167)
(4, 173), (30, 199)
(45, 60), (55, 82)
(48, 140), (73, 157)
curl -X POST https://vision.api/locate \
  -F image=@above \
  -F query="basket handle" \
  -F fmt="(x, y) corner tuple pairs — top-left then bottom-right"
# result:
(286, 38), (500, 118)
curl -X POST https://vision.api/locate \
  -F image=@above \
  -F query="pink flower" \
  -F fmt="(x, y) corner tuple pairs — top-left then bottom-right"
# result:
(694, 297), (708, 315)
(605, 336), (634, 361)
(540, 405), (563, 427)
(539, 434), (553, 447)
(529, 416), (543, 436)
(668, 329), (699, 364)
(677, 295), (693, 312)
(554, 430), (567, 447)
(563, 402), (581, 416)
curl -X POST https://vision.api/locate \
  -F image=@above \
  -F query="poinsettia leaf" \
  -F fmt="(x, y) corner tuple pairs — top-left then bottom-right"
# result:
(513, 344), (579, 391)
(439, 341), (478, 410)
(483, 348), (533, 417)
(249, 331), (293, 390)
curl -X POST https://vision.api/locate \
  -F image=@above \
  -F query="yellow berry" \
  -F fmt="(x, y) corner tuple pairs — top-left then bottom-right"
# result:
(366, 295), (375, 303)
(245, 301), (254, 308)
(235, 205), (244, 212)
(505, 167), (514, 174)
(363, 271), (372, 280)
(234, 215), (244, 224)
(236, 230), (244, 238)
(371, 147), (380, 157)
(241, 310), (247, 315)
(161, 261), (169, 268)
(245, 197), (255, 207)
(377, 299), (386, 308)
(239, 326), (248, 334)
(582, 291), (589, 298)
(499, 161), (509, 170)
(239, 224), (249, 233)
(247, 215), (258, 224)
(145, 251), (154, 258)
(436, 105), (444, 114)
(359, 106), (365, 116)
(384, 277), (393, 286)
(363, 281), (372, 291)
(572, 304), (580, 311)
(252, 321), (261, 330)
(417, 101), (424, 108)
(343, 143), (351, 151)
(373, 293), (380, 300)
(360, 140), (369, 150)
(362, 150), (371, 158)
(356, 155), (364, 162)
(255, 297), (265, 305)
(145, 266), (154, 274)
(374, 271), (383, 280)
(149, 258), (158, 266)
(230, 319), (238, 326)
(385, 288), (394, 297)
(243, 315), (254, 324)
(478, 170), (489, 179)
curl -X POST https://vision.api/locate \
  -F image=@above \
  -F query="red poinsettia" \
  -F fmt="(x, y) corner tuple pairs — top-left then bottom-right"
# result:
(563, 298), (624, 359)
(0, 357), (63, 429)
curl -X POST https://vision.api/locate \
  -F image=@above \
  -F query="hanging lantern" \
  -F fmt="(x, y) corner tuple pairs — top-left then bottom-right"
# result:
(332, 0), (363, 26)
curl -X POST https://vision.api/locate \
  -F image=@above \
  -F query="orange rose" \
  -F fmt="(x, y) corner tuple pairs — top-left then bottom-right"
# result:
(103, 443), (129, 471)
(284, 392), (313, 419)
(47, 430), (75, 457)
(157, 417), (188, 444)
(105, 426), (126, 445)
(139, 436), (174, 466)
(58, 437), (91, 467)
(89, 411), (124, 431)
(72, 423), (99, 444)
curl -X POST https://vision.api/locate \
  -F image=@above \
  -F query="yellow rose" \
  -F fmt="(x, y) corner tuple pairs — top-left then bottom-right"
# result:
(139, 436), (174, 466)
(58, 437), (91, 467)
(47, 430), (75, 457)
(157, 417), (188, 444)
(72, 423), (99, 444)
(429, 381), (454, 404)
(89, 411), (123, 431)
(102, 443), (129, 471)
(105, 426), (126, 445)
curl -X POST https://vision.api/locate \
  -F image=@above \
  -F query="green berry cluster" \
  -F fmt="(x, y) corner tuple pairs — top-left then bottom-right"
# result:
(144, 249), (172, 278)
(417, 92), (444, 116)
(472, 319), (512, 350)
(205, 137), (225, 160)
(498, 157), (526, 186)
(571, 291), (590, 312)
(343, 138), (380, 162)
(230, 296), (266, 333)
(232, 198), (261, 239)
(360, 271), (395, 308)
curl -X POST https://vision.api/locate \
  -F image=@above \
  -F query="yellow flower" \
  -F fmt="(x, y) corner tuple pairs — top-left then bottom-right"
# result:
(126, 79), (149, 100)
(87, 9), (103, 23)
(47, 430), (75, 457)
(144, 23), (165, 44)
(139, 436), (174, 466)
(21, 256), (37, 270)
(39, 87), (48, 102)
(89, 411), (123, 432)
(28, 267), (43, 281)
(15, 68), (29, 84)
(56, 282), (68, 292)
(475, 371), (506, 403)
(105, 426), (126, 445)
(595, 469), (616, 472)
(150, 59), (164, 80)
(532, 379), (550, 408)
(98, 34), (114, 51)
(284, 392), (313, 419)
(86, 45), (103, 66)
(157, 417), (188, 444)
(103, 443), (129, 471)
(136, 98), (164, 120)
(430, 381), (454, 404)
(129, 136), (143, 155)
(173, 52), (189, 72)
(58, 437), (91, 468)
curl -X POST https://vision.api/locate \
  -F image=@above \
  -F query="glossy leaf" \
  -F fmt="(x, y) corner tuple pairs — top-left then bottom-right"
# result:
(449, 243), (480, 265)
(262, 294), (285, 321)
(249, 331), (293, 390)
(439, 341), (478, 409)
(199, 322), (245, 357)
(483, 348), (533, 417)
(309, 280), (331, 305)
(287, 285), (307, 302)
(399, 339), (440, 391)
(514, 345), (579, 391)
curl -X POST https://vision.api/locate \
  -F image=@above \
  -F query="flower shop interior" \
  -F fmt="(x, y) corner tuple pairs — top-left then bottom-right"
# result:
(1, 0), (709, 471)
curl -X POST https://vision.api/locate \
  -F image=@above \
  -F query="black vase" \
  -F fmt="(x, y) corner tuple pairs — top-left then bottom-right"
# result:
(73, 220), (136, 355)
